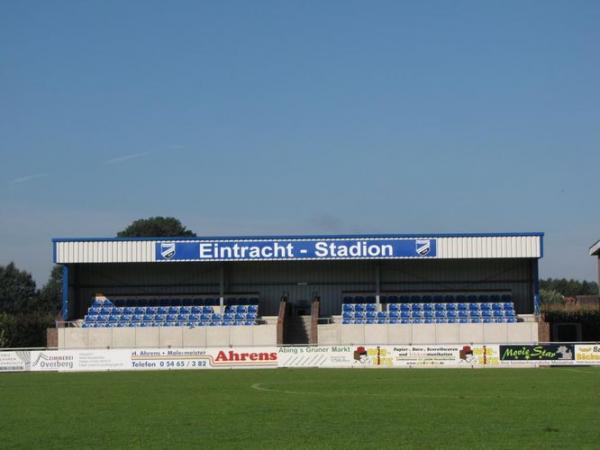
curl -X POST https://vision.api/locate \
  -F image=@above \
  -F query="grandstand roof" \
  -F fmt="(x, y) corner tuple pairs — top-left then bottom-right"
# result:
(53, 232), (544, 264)
(590, 239), (600, 256)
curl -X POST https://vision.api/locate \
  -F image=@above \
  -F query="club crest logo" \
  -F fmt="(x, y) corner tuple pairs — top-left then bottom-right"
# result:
(415, 239), (431, 256)
(160, 242), (176, 259)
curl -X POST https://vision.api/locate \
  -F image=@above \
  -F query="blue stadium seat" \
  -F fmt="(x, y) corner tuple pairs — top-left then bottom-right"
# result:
(457, 303), (467, 311)
(343, 304), (354, 312)
(366, 317), (376, 324)
(434, 303), (445, 311)
(411, 304), (422, 311)
(388, 303), (399, 312)
(366, 311), (376, 319)
(366, 304), (376, 312)
(354, 304), (365, 312)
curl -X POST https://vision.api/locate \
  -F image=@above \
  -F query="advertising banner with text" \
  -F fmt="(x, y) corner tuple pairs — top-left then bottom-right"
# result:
(0, 351), (29, 372)
(499, 344), (575, 365)
(2, 344), (599, 373)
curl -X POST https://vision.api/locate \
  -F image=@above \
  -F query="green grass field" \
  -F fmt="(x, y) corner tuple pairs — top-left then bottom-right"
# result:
(0, 368), (598, 449)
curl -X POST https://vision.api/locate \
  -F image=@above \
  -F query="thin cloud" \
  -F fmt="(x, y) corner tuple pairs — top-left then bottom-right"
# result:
(9, 173), (49, 184)
(104, 152), (150, 165)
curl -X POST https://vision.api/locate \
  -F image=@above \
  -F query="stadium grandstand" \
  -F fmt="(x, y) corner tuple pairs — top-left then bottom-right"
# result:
(51, 232), (543, 348)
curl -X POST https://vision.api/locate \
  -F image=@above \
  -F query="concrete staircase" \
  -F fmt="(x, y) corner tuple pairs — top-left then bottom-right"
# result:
(284, 314), (311, 344)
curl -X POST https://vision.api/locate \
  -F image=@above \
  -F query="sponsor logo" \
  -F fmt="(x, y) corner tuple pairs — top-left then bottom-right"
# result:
(500, 345), (574, 361)
(416, 239), (431, 256)
(214, 350), (277, 364)
(160, 242), (176, 259)
(575, 345), (600, 362)
(32, 353), (74, 369)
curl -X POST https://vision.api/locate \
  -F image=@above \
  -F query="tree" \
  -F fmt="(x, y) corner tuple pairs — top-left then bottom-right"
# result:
(0, 263), (60, 348)
(117, 217), (196, 237)
(0, 263), (37, 314)
(540, 278), (598, 298)
(38, 265), (63, 315)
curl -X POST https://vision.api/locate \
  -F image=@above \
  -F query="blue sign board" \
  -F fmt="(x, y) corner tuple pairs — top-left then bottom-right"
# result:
(155, 238), (436, 261)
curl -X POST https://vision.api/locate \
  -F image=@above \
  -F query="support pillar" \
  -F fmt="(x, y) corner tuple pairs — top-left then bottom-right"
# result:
(62, 265), (69, 321)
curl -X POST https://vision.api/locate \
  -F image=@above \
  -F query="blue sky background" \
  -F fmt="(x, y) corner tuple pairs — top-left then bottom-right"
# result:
(1, 1), (599, 285)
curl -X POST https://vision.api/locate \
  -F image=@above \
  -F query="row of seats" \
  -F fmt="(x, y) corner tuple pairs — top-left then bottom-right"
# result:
(86, 312), (257, 322)
(83, 318), (255, 328)
(343, 302), (515, 312)
(343, 294), (513, 304)
(344, 310), (514, 320)
(93, 297), (259, 307)
(342, 301), (518, 325)
(342, 316), (517, 324)
(84, 300), (259, 328)
(88, 305), (257, 316)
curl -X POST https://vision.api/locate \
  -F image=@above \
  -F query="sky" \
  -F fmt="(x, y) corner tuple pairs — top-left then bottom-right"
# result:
(1, 1), (599, 285)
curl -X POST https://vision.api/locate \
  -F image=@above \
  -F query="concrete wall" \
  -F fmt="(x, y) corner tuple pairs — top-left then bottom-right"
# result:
(318, 322), (539, 345)
(59, 323), (277, 349)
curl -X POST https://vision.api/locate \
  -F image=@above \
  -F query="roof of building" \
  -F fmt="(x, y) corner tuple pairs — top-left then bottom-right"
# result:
(590, 239), (600, 256)
(52, 232), (544, 243)
(52, 232), (544, 264)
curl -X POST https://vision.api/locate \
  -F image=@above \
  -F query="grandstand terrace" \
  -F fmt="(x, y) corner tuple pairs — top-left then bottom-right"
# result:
(52, 232), (543, 348)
